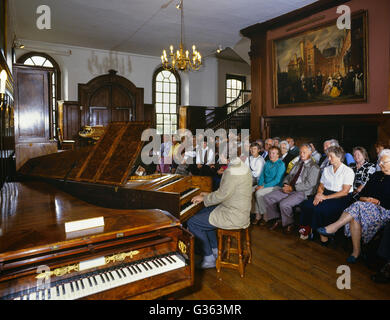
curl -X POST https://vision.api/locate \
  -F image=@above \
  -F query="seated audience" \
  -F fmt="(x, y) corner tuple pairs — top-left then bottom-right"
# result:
(374, 141), (388, 171)
(371, 222), (390, 283)
(299, 146), (354, 244)
(317, 152), (390, 263)
(376, 148), (390, 171)
(255, 139), (266, 158)
(280, 140), (294, 169)
(286, 137), (300, 158)
(187, 157), (252, 268)
(273, 137), (281, 148)
(263, 144), (320, 232)
(349, 146), (376, 198)
(309, 142), (321, 163)
(157, 134), (172, 173)
(263, 138), (274, 161)
(245, 142), (265, 185)
(318, 139), (339, 171)
(253, 146), (285, 224)
(193, 137), (215, 176)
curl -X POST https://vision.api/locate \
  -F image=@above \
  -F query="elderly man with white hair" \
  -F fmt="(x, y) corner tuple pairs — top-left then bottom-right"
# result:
(376, 149), (390, 171)
(187, 157), (252, 269)
(263, 144), (321, 232)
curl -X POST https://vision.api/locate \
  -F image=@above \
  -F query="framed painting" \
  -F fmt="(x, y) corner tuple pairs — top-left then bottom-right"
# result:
(272, 11), (368, 108)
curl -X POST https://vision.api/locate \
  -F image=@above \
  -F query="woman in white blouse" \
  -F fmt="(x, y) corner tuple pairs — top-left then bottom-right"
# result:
(245, 142), (265, 185)
(298, 146), (355, 244)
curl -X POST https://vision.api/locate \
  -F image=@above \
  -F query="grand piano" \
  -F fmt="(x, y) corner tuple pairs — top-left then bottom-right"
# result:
(18, 121), (212, 222)
(0, 181), (194, 300)
(0, 121), (212, 300)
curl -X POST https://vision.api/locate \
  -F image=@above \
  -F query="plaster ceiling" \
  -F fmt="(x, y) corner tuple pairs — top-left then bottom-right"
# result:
(11, 0), (318, 61)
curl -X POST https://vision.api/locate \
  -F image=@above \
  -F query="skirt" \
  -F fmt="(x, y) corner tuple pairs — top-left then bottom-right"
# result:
(344, 201), (390, 243)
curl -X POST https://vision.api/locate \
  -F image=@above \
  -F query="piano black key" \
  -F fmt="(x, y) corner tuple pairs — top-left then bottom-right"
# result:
(116, 269), (122, 278)
(75, 280), (80, 291)
(146, 261), (153, 269)
(100, 274), (105, 283)
(180, 201), (193, 210)
(131, 265), (138, 274)
(80, 279), (85, 290)
(155, 259), (163, 267)
(88, 277), (93, 287)
(152, 260), (159, 268)
(135, 264), (142, 273)
(141, 263), (148, 271)
(70, 282), (74, 292)
(159, 258), (166, 266)
(170, 255), (177, 262)
(93, 276), (98, 286)
(126, 267), (133, 275)
(61, 284), (66, 295)
(165, 256), (174, 263)
(103, 273), (110, 282)
(56, 286), (60, 297)
(180, 188), (195, 196)
(120, 268), (126, 277)
(109, 271), (115, 280)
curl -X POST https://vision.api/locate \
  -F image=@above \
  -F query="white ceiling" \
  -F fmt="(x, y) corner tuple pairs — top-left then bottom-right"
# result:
(11, 0), (317, 59)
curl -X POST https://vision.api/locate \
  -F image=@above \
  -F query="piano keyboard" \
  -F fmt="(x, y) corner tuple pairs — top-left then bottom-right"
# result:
(179, 187), (199, 200)
(180, 201), (199, 216)
(5, 253), (186, 300)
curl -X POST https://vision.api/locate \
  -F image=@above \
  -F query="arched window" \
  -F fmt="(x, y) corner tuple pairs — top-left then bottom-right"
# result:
(226, 74), (246, 113)
(153, 67), (181, 135)
(17, 52), (61, 139)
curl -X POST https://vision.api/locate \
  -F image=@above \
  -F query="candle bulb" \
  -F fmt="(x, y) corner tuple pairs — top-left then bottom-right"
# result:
(185, 50), (189, 58)
(0, 70), (7, 95)
(170, 45), (173, 53)
(192, 45), (196, 52)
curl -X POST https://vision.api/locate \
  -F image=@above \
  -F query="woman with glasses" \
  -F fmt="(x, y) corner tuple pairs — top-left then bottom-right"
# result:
(317, 152), (390, 263)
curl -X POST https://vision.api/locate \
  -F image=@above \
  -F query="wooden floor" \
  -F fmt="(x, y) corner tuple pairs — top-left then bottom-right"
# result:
(173, 224), (390, 300)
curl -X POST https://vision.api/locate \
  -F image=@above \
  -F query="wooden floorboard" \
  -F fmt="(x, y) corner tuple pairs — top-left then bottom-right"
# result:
(172, 224), (390, 300)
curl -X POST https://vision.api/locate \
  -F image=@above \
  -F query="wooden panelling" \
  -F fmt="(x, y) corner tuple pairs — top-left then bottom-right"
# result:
(13, 65), (56, 170)
(14, 66), (50, 143)
(79, 69), (143, 126)
(62, 101), (80, 140)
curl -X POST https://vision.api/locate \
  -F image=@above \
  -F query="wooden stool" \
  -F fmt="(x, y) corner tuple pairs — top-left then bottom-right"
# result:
(216, 227), (251, 278)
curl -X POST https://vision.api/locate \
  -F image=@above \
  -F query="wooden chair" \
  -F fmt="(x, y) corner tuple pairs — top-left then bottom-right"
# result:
(57, 128), (75, 150)
(216, 227), (251, 278)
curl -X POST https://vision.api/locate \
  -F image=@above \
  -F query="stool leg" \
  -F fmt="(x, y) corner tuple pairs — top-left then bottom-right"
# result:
(246, 228), (252, 264)
(216, 230), (222, 274)
(227, 235), (231, 260)
(237, 232), (244, 277)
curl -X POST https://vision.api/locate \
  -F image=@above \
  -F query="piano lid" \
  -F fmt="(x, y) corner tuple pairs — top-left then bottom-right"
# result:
(19, 121), (151, 186)
(0, 181), (179, 262)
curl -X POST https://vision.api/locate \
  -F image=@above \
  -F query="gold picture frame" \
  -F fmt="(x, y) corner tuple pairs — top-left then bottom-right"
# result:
(272, 10), (368, 108)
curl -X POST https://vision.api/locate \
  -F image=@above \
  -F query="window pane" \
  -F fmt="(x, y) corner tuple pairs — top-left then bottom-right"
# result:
(226, 89), (231, 98)
(170, 94), (176, 104)
(163, 81), (170, 92)
(156, 72), (163, 82)
(24, 58), (35, 66)
(170, 83), (176, 92)
(164, 114), (170, 123)
(231, 80), (237, 90)
(156, 103), (162, 113)
(156, 125), (163, 135)
(156, 82), (163, 92)
(43, 60), (53, 67)
(162, 70), (171, 78)
(163, 104), (169, 113)
(171, 115), (177, 124)
(163, 93), (170, 103)
(156, 92), (163, 102)
(31, 56), (46, 66)
(156, 114), (163, 124)
(170, 104), (176, 113)
(226, 79), (231, 88)
(236, 81), (242, 90)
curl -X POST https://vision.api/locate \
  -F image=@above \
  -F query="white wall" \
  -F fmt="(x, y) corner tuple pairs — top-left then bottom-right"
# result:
(15, 40), (250, 108)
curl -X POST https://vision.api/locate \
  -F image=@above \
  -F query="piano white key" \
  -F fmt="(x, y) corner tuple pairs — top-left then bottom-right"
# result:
(180, 202), (198, 216)
(180, 188), (200, 200)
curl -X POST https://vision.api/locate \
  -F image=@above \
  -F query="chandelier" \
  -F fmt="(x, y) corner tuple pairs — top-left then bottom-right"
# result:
(161, 0), (202, 72)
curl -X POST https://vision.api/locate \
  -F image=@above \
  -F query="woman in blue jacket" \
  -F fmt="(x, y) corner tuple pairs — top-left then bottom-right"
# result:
(253, 146), (286, 224)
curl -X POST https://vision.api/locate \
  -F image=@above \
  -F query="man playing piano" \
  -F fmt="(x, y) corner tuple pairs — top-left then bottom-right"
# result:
(187, 157), (252, 268)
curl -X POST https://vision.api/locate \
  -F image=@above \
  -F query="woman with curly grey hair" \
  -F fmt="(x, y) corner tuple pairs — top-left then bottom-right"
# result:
(298, 146), (355, 244)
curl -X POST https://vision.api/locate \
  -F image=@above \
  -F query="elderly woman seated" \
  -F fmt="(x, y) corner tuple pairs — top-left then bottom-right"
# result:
(349, 146), (376, 198)
(299, 146), (355, 243)
(263, 144), (320, 232)
(317, 152), (390, 263)
(253, 146), (285, 225)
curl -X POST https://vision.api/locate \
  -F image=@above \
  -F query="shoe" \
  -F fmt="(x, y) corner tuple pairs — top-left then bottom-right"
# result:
(200, 255), (216, 269)
(212, 247), (218, 259)
(252, 217), (261, 225)
(320, 240), (330, 247)
(317, 227), (335, 238)
(346, 255), (360, 264)
(270, 219), (282, 231)
(285, 224), (294, 234)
